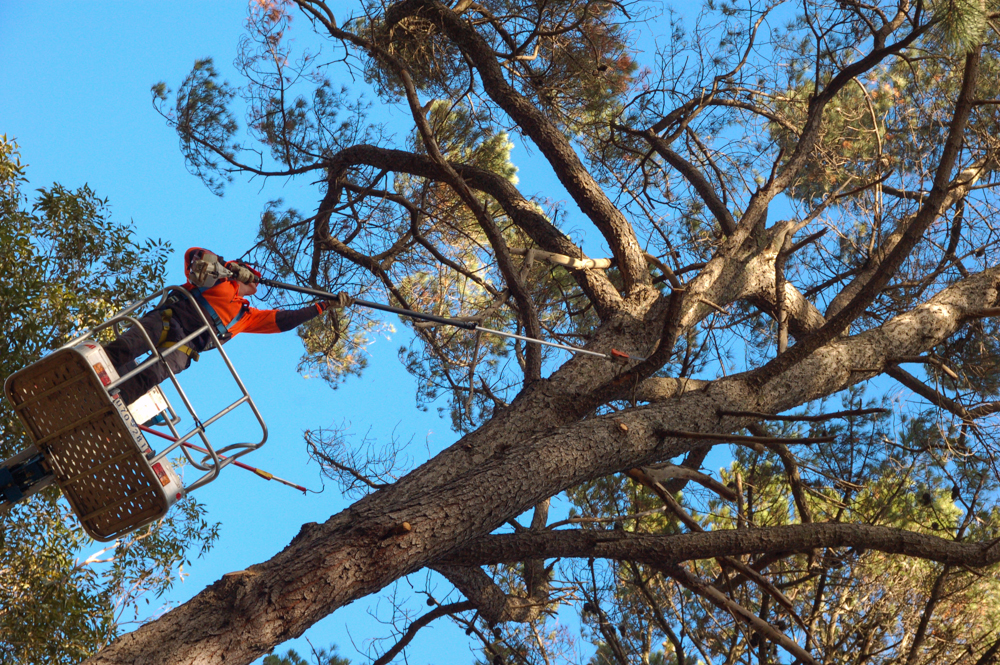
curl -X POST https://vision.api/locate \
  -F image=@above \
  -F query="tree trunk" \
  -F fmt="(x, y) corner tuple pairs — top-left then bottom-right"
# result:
(86, 267), (1000, 665)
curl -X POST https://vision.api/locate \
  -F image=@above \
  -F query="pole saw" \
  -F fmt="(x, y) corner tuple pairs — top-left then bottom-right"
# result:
(139, 424), (312, 493)
(257, 278), (646, 363)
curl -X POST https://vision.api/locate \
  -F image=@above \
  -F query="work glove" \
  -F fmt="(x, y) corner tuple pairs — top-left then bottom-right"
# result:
(225, 261), (258, 285)
(317, 292), (354, 310)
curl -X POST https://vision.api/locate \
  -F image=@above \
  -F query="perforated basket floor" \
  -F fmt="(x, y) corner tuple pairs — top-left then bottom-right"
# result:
(5, 348), (169, 541)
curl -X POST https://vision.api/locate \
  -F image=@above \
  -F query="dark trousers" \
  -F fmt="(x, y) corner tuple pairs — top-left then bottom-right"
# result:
(103, 308), (194, 405)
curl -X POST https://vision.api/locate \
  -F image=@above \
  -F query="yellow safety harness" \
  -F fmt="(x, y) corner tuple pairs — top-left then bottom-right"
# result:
(156, 308), (201, 362)
(154, 287), (247, 362)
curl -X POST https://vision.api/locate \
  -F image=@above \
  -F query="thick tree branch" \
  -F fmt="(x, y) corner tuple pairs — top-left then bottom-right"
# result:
(626, 467), (808, 639)
(623, 126), (737, 235)
(745, 422), (812, 524)
(656, 430), (837, 446)
(377, 47), (546, 381)
(327, 144), (623, 315)
(717, 407), (889, 422)
(443, 523), (1000, 570)
(904, 566), (949, 665)
(755, 49), (983, 385)
(734, 18), (931, 233)
(662, 446), (712, 495)
(633, 377), (711, 402)
(639, 463), (737, 502)
(384, 0), (653, 295)
(887, 366), (973, 421)
(827, 162), (986, 320)
(432, 565), (547, 624)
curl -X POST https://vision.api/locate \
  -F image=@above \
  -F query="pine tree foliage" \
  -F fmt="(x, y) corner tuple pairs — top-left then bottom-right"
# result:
(263, 643), (350, 665)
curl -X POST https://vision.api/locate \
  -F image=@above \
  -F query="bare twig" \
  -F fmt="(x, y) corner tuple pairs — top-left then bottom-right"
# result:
(372, 601), (475, 665)
(893, 355), (960, 381)
(547, 506), (672, 530)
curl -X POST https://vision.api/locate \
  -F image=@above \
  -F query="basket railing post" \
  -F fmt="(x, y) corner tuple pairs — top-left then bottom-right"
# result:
(56, 285), (268, 493)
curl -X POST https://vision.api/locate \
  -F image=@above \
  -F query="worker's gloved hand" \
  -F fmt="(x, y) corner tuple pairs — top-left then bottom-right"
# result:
(318, 292), (353, 310)
(225, 261), (258, 285)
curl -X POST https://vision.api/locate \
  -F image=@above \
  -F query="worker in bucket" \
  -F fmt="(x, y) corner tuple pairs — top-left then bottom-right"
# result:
(103, 247), (351, 405)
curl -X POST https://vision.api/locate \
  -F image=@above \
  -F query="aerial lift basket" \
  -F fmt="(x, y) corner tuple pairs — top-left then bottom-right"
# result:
(2, 286), (268, 541)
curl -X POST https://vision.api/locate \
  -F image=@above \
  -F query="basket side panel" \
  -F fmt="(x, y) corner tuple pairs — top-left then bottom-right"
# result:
(7, 349), (169, 541)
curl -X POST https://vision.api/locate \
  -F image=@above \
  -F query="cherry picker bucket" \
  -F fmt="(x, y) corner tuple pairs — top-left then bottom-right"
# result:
(2, 286), (268, 541)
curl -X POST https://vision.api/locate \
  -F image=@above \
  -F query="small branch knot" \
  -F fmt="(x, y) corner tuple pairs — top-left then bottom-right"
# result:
(385, 522), (413, 538)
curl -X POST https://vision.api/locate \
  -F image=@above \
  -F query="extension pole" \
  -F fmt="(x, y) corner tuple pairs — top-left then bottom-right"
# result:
(138, 424), (309, 493)
(257, 278), (644, 362)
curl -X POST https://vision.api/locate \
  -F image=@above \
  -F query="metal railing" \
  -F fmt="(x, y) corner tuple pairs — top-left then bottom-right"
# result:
(60, 286), (268, 492)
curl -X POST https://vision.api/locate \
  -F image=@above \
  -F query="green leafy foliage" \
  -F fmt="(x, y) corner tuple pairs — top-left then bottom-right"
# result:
(154, 59), (239, 196)
(932, 0), (991, 53)
(769, 7), (1000, 207)
(0, 136), (219, 663)
(254, 199), (382, 390)
(362, 0), (638, 135)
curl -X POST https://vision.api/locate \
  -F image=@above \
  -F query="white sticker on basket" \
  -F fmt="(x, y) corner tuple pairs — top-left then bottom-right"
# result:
(111, 394), (151, 455)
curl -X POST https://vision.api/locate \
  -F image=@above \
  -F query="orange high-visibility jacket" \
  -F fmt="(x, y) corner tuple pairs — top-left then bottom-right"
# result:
(182, 247), (322, 336)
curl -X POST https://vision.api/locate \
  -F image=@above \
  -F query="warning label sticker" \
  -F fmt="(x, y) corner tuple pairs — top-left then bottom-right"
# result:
(111, 395), (150, 454)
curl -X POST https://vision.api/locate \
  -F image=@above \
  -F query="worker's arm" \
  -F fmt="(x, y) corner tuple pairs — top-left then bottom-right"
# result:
(275, 304), (324, 332)
(231, 294), (352, 335)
